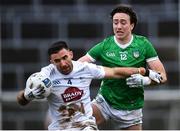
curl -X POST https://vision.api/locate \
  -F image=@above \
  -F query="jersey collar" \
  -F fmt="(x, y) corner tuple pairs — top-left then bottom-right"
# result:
(114, 35), (134, 49)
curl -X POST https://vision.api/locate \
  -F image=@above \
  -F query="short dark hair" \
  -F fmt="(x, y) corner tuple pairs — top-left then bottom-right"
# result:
(110, 4), (137, 29)
(48, 41), (69, 56)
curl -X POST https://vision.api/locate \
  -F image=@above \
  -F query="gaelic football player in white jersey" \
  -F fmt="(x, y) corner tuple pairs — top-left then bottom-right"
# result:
(17, 41), (160, 130)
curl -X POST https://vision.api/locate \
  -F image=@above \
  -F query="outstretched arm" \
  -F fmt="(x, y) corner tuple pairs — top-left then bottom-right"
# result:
(78, 55), (93, 63)
(103, 67), (145, 79)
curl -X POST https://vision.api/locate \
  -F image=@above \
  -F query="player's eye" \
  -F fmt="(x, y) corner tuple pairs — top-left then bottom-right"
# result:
(62, 55), (68, 60)
(120, 20), (127, 25)
(54, 59), (61, 63)
(113, 20), (119, 25)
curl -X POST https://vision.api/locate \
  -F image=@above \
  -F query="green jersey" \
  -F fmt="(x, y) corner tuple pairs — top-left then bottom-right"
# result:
(88, 35), (158, 110)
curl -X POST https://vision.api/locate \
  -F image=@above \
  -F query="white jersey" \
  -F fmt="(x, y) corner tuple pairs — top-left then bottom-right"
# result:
(40, 61), (105, 130)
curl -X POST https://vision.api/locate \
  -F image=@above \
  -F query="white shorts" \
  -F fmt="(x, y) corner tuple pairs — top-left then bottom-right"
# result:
(92, 94), (143, 129)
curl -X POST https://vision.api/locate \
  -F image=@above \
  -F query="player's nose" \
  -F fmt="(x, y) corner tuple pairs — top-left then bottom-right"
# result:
(60, 60), (67, 67)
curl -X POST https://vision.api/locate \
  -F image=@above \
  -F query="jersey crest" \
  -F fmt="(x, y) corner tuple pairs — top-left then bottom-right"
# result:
(133, 50), (140, 58)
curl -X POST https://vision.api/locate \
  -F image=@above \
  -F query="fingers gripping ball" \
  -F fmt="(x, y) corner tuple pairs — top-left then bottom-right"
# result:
(25, 72), (52, 100)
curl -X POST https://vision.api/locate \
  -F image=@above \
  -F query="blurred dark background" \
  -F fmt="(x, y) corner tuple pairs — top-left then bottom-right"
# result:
(0, 0), (179, 130)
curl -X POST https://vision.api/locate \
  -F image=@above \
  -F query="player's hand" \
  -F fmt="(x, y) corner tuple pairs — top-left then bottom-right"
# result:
(126, 74), (151, 88)
(148, 69), (163, 83)
(32, 84), (46, 99)
(24, 83), (46, 101)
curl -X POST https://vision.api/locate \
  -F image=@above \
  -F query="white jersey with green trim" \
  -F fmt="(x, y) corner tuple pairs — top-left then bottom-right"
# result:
(40, 61), (105, 130)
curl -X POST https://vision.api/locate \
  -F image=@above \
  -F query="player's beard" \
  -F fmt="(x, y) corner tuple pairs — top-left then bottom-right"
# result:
(59, 63), (73, 75)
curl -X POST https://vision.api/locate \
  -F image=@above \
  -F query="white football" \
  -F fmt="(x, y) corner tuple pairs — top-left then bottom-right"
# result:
(26, 72), (52, 98)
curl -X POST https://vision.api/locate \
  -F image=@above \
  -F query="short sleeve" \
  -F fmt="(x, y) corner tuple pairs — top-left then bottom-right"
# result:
(87, 42), (103, 61)
(40, 64), (55, 77)
(85, 62), (105, 79)
(144, 38), (159, 62)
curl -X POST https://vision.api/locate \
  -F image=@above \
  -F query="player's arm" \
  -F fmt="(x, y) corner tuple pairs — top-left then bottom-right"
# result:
(147, 59), (167, 84)
(103, 67), (146, 78)
(17, 90), (30, 106)
(126, 59), (167, 88)
(17, 84), (48, 106)
(17, 72), (51, 106)
(78, 53), (96, 63)
(78, 55), (92, 62)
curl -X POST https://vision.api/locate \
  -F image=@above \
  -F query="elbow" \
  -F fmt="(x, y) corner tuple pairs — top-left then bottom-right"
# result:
(161, 75), (167, 84)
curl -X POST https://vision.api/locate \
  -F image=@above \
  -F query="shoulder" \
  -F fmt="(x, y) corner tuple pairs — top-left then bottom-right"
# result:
(72, 60), (85, 66)
(72, 60), (89, 71)
(133, 34), (153, 47)
(101, 35), (114, 44)
(73, 60), (94, 69)
(41, 64), (55, 71)
(72, 61), (105, 78)
(41, 64), (56, 76)
(73, 60), (100, 70)
(93, 36), (114, 47)
(133, 34), (150, 43)
(95, 35), (115, 50)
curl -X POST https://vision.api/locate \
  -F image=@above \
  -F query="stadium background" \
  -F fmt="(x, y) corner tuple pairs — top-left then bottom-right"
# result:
(0, 0), (179, 130)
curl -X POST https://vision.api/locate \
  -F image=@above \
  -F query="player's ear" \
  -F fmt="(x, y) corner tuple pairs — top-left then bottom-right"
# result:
(50, 59), (53, 64)
(49, 55), (53, 64)
(69, 50), (73, 59)
(130, 23), (134, 31)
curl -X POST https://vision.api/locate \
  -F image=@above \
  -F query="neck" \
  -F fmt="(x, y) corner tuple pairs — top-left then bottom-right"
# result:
(116, 34), (132, 45)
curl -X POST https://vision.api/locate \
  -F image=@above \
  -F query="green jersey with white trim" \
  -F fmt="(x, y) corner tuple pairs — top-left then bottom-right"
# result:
(88, 35), (158, 110)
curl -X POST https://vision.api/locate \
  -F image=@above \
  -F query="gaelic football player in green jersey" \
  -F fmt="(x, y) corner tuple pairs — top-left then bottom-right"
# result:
(79, 4), (167, 130)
